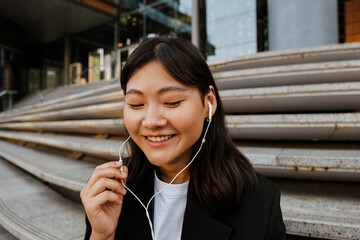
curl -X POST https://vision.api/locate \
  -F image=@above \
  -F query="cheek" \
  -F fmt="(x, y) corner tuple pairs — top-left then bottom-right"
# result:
(169, 107), (205, 138)
(123, 108), (140, 134)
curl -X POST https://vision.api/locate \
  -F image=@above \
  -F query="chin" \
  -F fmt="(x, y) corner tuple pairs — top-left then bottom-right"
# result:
(145, 155), (171, 167)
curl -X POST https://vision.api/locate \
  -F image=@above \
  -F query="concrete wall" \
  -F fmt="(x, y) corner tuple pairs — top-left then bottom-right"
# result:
(268, 0), (338, 50)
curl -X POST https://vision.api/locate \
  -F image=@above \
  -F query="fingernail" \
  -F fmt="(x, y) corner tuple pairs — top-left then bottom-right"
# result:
(115, 161), (122, 166)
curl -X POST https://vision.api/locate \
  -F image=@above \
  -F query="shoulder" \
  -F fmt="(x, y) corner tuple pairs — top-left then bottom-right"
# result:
(238, 172), (281, 217)
(214, 173), (285, 239)
(216, 173), (281, 217)
(255, 172), (280, 199)
(238, 172), (280, 214)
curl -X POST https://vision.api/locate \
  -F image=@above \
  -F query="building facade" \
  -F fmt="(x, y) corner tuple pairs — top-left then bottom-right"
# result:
(0, 0), (359, 111)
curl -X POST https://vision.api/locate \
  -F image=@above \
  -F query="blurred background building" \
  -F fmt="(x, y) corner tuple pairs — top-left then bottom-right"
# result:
(1, 0), (359, 110)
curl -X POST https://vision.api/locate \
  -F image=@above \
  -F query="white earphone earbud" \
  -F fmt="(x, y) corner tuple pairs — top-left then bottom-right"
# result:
(208, 101), (212, 121)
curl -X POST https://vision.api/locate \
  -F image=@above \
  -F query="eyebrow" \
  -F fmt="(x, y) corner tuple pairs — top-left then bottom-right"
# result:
(126, 89), (143, 95)
(158, 86), (188, 95)
(126, 86), (188, 95)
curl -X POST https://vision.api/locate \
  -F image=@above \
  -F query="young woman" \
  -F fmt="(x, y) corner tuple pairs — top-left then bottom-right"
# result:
(80, 37), (286, 240)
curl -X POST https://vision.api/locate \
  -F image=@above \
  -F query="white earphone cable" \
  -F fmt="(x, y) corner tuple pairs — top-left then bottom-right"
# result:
(118, 104), (212, 240)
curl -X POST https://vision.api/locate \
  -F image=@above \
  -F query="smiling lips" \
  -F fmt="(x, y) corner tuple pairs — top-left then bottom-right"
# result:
(146, 135), (174, 142)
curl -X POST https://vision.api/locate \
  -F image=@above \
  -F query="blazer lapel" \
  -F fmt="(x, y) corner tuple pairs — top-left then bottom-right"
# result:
(181, 194), (232, 240)
(124, 168), (232, 240)
(118, 168), (155, 240)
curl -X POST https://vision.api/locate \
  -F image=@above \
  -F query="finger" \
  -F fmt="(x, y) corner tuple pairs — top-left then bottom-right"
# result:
(122, 165), (128, 174)
(119, 166), (129, 185)
(96, 161), (123, 170)
(87, 167), (126, 188)
(92, 190), (123, 207)
(89, 177), (127, 197)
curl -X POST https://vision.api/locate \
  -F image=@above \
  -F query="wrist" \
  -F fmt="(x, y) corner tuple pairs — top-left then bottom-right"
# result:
(90, 231), (115, 240)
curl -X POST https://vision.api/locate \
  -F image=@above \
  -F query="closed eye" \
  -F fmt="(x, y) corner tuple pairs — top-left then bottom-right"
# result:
(128, 103), (144, 108)
(165, 100), (183, 107)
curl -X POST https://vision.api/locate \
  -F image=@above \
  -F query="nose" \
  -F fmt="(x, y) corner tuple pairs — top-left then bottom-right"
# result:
(141, 106), (167, 129)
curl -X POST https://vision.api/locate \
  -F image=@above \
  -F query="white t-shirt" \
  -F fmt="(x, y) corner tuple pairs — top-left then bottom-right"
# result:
(153, 173), (189, 240)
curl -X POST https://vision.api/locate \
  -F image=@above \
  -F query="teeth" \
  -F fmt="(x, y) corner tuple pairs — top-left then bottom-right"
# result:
(147, 135), (172, 142)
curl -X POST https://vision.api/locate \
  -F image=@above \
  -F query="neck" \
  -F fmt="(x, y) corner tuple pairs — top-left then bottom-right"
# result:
(155, 167), (190, 184)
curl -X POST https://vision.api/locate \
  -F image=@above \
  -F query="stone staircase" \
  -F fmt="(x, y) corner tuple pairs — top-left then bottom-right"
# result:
(0, 43), (359, 240)
(12, 79), (119, 109)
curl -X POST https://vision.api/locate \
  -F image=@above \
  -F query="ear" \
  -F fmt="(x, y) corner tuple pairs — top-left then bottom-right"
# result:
(205, 85), (217, 120)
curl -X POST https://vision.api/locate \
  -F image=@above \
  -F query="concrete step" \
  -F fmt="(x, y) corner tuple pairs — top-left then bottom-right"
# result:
(0, 91), (123, 122)
(227, 113), (360, 141)
(3, 82), (360, 123)
(0, 225), (17, 240)
(0, 119), (126, 135)
(11, 88), (56, 109)
(1, 112), (359, 141)
(3, 80), (360, 123)
(7, 80), (360, 119)
(0, 131), (122, 160)
(2, 81), (120, 119)
(0, 158), (85, 240)
(221, 81), (360, 113)
(12, 79), (119, 109)
(238, 142), (360, 181)
(0, 139), (96, 192)
(213, 60), (360, 89)
(209, 42), (360, 72)
(0, 102), (124, 123)
(30, 91), (123, 114)
(0, 132), (358, 181)
(274, 178), (360, 240)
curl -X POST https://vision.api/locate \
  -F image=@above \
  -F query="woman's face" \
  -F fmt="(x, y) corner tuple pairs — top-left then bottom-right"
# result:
(123, 61), (210, 174)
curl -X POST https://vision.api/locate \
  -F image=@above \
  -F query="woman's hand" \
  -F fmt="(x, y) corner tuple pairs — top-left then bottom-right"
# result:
(80, 161), (128, 240)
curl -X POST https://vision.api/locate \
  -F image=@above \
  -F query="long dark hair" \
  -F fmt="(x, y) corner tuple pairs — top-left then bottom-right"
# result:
(120, 37), (258, 211)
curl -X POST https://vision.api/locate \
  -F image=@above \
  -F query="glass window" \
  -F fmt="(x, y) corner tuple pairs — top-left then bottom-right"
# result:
(202, 0), (258, 60)
(119, 0), (192, 46)
(146, 1), (191, 38)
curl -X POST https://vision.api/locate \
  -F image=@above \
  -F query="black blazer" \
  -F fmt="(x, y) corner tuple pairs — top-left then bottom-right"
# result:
(85, 170), (286, 240)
